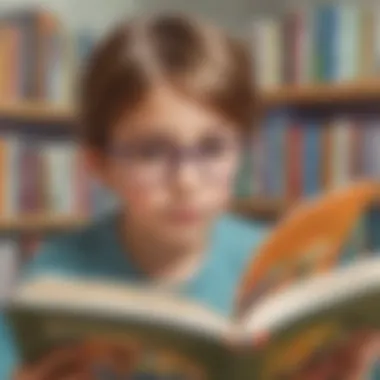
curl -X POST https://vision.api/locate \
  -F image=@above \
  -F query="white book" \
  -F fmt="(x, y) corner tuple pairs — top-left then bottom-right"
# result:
(252, 18), (282, 89)
(336, 4), (360, 81)
(44, 142), (75, 215)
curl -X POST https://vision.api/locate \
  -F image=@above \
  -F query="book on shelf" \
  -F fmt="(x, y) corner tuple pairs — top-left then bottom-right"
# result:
(252, 4), (380, 88)
(6, 182), (380, 379)
(236, 111), (380, 203)
(0, 7), (96, 105)
(0, 134), (116, 219)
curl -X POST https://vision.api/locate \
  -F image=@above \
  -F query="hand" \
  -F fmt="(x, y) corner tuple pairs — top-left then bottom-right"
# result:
(13, 345), (89, 380)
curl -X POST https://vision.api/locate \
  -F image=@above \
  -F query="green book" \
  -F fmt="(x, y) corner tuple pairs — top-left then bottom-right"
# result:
(7, 258), (380, 379)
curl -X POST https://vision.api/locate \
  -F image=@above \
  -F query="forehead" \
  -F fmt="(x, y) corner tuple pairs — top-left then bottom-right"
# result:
(112, 86), (236, 143)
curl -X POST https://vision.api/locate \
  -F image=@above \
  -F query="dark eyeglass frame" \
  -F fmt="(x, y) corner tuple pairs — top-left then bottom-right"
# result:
(107, 138), (242, 165)
(106, 138), (243, 183)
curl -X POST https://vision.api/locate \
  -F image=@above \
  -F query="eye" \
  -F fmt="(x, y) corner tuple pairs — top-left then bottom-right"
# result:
(132, 140), (173, 161)
(199, 137), (230, 157)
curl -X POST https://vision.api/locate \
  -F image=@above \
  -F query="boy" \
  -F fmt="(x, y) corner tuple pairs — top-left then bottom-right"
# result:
(5, 13), (267, 379)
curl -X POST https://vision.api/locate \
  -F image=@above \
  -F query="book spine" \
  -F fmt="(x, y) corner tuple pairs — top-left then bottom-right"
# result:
(0, 239), (19, 306)
(313, 6), (325, 82)
(282, 15), (293, 84)
(7, 12), (38, 99)
(302, 120), (321, 196)
(286, 121), (303, 199)
(251, 128), (264, 196)
(235, 148), (254, 198)
(359, 7), (375, 78)
(5, 135), (20, 217)
(7, 26), (21, 101)
(349, 119), (362, 181)
(320, 5), (338, 82)
(0, 136), (7, 217)
(321, 121), (333, 191)
(374, 6), (380, 74)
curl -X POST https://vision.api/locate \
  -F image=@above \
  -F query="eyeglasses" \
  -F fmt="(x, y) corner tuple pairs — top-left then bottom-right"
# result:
(107, 136), (240, 186)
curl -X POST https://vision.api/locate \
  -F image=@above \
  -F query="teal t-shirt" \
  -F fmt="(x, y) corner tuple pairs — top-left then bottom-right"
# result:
(0, 212), (268, 379)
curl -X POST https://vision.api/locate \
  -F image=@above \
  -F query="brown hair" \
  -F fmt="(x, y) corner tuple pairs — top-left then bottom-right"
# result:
(79, 14), (256, 151)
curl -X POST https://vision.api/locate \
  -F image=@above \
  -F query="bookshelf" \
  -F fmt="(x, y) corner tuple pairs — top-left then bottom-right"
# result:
(260, 81), (380, 108)
(236, 81), (380, 220)
(0, 102), (74, 123)
(2, 81), (380, 123)
(2, 79), (380, 225)
(0, 214), (87, 232)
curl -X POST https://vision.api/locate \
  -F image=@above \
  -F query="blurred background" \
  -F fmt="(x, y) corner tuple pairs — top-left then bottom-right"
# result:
(0, 0), (379, 303)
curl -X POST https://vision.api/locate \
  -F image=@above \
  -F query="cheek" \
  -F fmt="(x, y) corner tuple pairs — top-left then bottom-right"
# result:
(202, 169), (237, 208)
(109, 170), (169, 213)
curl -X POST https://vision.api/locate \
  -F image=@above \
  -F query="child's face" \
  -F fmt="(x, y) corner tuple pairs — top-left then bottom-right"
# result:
(98, 86), (241, 246)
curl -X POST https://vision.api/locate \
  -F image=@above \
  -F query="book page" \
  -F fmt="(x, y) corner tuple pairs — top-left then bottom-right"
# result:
(9, 276), (234, 378)
(234, 258), (380, 379)
(234, 181), (379, 317)
(11, 276), (230, 340)
(249, 296), (380, 379)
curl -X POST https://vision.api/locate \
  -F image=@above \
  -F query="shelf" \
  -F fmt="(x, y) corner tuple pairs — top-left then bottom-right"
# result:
(0, 101), (74, 123)
(232, 198), (288, 220)
(0, 81), (379, 123)
(260, 80), (380, 108)
(0, 214), (88, 232)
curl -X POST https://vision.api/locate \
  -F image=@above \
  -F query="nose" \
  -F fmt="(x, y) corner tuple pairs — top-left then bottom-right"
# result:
(171, 155), (201, 191)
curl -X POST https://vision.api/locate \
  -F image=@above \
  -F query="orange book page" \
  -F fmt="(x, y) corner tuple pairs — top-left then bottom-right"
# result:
(235, 181), (380, 316)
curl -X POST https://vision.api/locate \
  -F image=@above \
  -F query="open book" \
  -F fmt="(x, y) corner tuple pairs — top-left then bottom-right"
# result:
(7, 181), (380, 379)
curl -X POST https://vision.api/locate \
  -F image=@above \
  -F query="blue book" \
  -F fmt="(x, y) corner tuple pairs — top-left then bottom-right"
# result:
(302, 120), (321, 197)
(314, 4), (339, 81)
(263, 111), (289, 198)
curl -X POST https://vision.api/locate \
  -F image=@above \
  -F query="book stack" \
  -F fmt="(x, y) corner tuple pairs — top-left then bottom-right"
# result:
(0, 8), (95, 105)
(0, 135), (116, 218)
(252, 4), (380, 88)
(236, 112), (380, 200)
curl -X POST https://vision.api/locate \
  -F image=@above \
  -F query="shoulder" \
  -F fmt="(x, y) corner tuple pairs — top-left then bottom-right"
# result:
(212, 213), (270, 270)
(24, 213), (118, 279)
